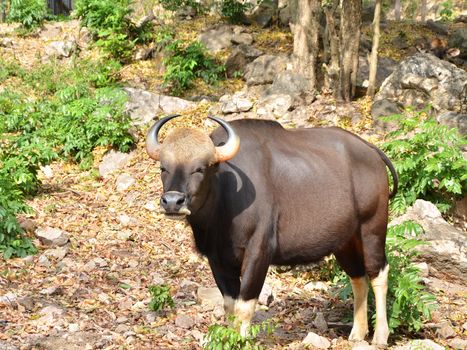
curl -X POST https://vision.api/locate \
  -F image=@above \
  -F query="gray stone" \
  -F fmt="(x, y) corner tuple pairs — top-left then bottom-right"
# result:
(449, 338), (467, 350)
(251, 2), (276, 28)
(258, 283), (274, 306)
(449, 28), (467, 59)
(438, 112), (467, 135)
(225, 44), (263, 78)
(425, 20), (449, 36)
(394, 339), (444, 350)
(358, 56), (398, 89)
(115, 324), (131, 333)
(371, 99), (404, 132)
(257, 94), (292, 118)
(436, 320), (456, 339)
(44, 246), (69, 261)
(302, 332), (331, 349)
(220, 93), (253, 114)
(116, 173), (135, 192)
(197, 287), (223, 309)
(40, 286), (61, 296)
(278, 6), (292, 27)
(44, 40), (77, 59)
(231, 33), (253, 46)
(0, 341), (19, 350)
(265, 71), (311, 103)
(38, 254), (51, 267)
(68, 323), (80, 333)
(17, 296), (34, 311)
(124, 88), (194, 125)
(198, 25), (234, 52)
(134, 46), (154, 61)
(413, 262), (429, 278)
(35, 227), (69, 247)
(0, 38), (14, 47)
(374, 53), (467, 115)
(37, 305), (65, 325)
(313, 312), (328, 333)
(79, 27), (92, 46)
(245, 55), (290, 85)
(0, 292), (17, 306)
(99, 150), (134, 177)
(175, 314), (195, 329)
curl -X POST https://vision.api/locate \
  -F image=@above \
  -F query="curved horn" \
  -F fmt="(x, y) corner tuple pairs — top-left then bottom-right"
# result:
(208, 116), (240, 162)
(146, 114), (180, 160)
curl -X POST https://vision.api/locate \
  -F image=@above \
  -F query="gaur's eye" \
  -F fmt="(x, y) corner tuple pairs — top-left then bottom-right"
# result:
(160, 167), (167, 173)
(192, 167), (204, 174)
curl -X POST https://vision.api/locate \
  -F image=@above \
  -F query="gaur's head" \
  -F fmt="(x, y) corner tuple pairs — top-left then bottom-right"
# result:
(146, 115), (240, 219)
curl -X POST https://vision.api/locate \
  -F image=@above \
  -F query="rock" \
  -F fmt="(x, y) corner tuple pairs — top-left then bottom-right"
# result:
(304, 281), (329, 292)
(449, 28), (467, 59)
(0, 341), (18, 350)
(118, 214), (132, 227)
(123, 87), (194, 125)
(38, 254), (51, 267)
(99, 150), (134, 177)
(371, 99), (404, 132)
(413, 262), (429, 278)
(40, 165), (53, 178)
(220, 92), (254, 114)
(358, 56), (398, 89)
(0, 292), (17, 306)
(40, 286), (61, 296)
(258, 283), (274, 306)
(436, 320), (456, 339)
(115, 324), (131, 334)
(69, 323), (80, 333)
(176, 6), (196, 19)
(425, 19), (448, 36)
(17, 296), (34, 311)
(44, 246), (69, 261)
(144, 201), (158, 211)
(213, 304), (225, 319)
(352, 340), (376, 350)
(35, 227), (69, 247)
(134, 46), (154, 61)
(302, 332), (331, 349)
(117, 230), (132, 241)
(198, 25), (235, 52)
(40, 24), (63, 40)
(374, 53), (467, 115)
(313, 312), (328, 333)
(145, 311), (158, 323)
(0, 38), (14, 47)
(197, 287), (223, 309)
(116, 173), (135, 192)
(251, 2), (276, 28)
(394, 339), (444, 350)
(449, 338), (467, 350)
(257, 94), (293, 118)
(278, 6), (292, 27)
(438, 112), (467, 135)
(391, 199), (467, 282)
(231, 32), (253, 46)
(79, 26), (92, 46)
(225, 44), (263, 78)
(245, 55), (290, 86)
(44, 40), (77, 59)
(37, 305), (65, 325)
(264, 71), (311, 103)
(18, 217), (37, 233)
(175, 314), (195, 329)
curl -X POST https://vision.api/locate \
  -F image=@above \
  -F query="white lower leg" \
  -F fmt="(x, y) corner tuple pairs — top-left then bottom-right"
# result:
(371, 265), (389, 346)
(349, 276), (369, 341)
(234, 299), (257, 337)
(224, 296), (236, 316)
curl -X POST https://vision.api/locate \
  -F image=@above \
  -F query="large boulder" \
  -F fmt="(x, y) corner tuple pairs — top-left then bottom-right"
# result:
(225, 44), (263, 78)
(198, 25), (235, 52)
(263, 71), (311, 104)
(391, 199), (467, 282)
(123, 88), (194, 125)
(244, 55), (291, 85)
(358, 56), (398, 89)
(374, 53), (467, 116)
(448, 28), (467, 59)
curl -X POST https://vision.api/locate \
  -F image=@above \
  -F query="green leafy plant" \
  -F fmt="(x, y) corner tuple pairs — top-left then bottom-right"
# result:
(204, 320), (274, 350)
(148, 284), (175, 311)
(74, 0), (153, 61)
(380, 109), (467, 215)
(439, 1), (454, 22)
(7, 0), (48, 30)
(159, 0), (206, 14)
(323, 221), (436, 334)
(163, 40), (225, 94)
(220, 0), (252, 24)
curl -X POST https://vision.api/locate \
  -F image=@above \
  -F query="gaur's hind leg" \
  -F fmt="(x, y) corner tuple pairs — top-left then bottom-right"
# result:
(335, 236), (369, 342)
(361, 218), (390, 346)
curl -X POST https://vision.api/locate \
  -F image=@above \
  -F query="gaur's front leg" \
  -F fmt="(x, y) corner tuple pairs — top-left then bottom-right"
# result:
(234, 229), (272, 336)
(208, 260), (241, 316)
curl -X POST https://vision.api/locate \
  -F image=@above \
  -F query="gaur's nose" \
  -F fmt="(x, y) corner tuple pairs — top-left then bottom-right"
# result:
(161, 191), (187, 213)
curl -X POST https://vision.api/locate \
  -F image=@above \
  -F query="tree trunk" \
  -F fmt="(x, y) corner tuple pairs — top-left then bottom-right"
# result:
(367, 0), (381, 97)
(293, 0), (320, 93)
(420, 0), (427, 22)
(394, 0), (401, 20)
(323, 0), (340, 98)
(339, 0), (362, 101)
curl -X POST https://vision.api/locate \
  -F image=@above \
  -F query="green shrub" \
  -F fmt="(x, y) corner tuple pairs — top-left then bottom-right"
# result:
(380, 109), (467, 215)
(74, 0), (153, 61)
(163, 40), (225, 94)
(220, 0), (252, 24)
(0, 58), (134, 258)
(439, 1), (454, 21)
(7, 0), (48, 29)
(324, 221), (436, 334)
(204, 320), (273, 350)
(148, 284), (175, 311)
(159, 0), (206, 14)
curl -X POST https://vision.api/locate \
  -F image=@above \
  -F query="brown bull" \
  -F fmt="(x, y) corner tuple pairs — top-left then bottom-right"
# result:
(146, 115), (398, 345)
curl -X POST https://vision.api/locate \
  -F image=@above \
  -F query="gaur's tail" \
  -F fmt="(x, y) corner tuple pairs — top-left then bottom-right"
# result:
(370, 145), (399, 199)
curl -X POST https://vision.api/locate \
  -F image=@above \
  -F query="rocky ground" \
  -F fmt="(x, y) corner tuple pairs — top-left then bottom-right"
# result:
(1, 15), (467, 350)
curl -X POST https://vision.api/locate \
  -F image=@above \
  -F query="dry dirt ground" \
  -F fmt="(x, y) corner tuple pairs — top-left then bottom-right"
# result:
(0, 18), (466, 350)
